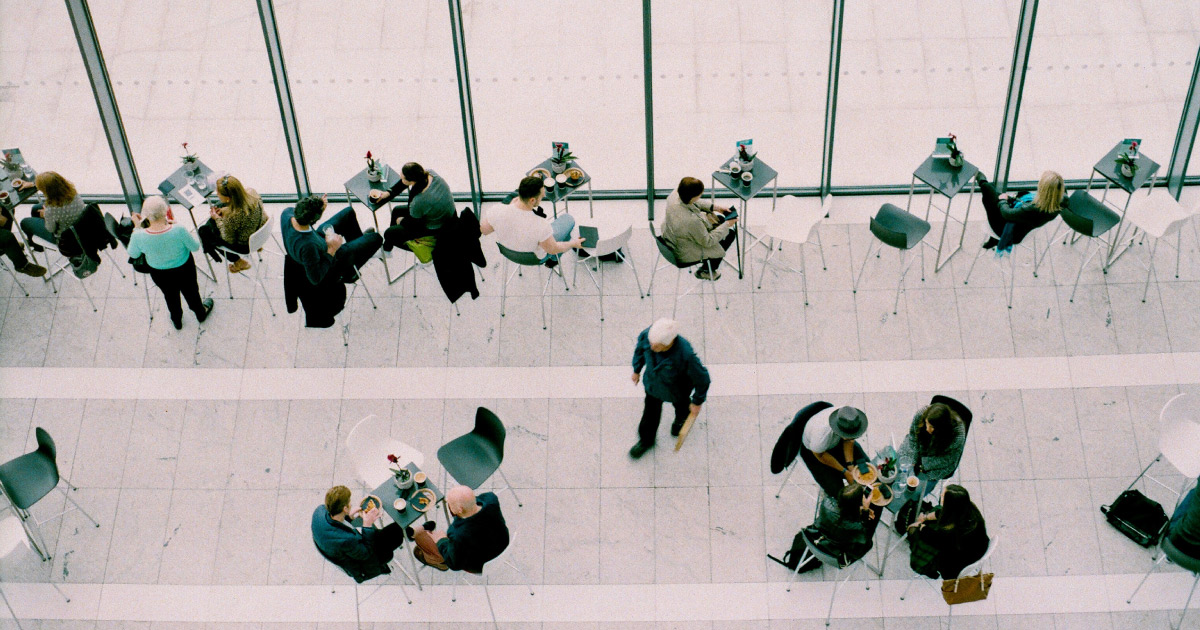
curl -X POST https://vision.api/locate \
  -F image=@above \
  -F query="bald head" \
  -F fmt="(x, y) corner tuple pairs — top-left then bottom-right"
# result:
(446, 485), (477, 517)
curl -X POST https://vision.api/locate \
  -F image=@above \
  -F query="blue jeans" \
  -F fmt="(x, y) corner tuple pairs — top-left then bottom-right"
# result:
(540, 214), (575, 262)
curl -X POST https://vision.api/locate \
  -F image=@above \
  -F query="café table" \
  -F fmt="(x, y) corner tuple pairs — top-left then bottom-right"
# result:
(523, 158), (594, 219)
(344, 164), (407, 284)
(158, 160), (218, 281)
(356, 462), (449, 589)
(859, 450), (936, 575)
(0, 148), (39, 209)
(1084, 140), (1161, 269)
(905, 139), (979, 272)
(710, 155), (777, 279)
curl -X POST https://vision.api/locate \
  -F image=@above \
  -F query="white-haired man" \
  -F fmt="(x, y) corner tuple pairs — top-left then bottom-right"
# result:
(629, 318), (711, 458)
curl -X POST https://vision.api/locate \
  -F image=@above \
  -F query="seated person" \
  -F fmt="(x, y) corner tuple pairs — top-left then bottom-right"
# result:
(1168, 475), (1200, 558)
(662, 177), (737, 280)
(368, 163), (456, 252)
(311, 485), (405, 582)
(807, 483), (880, 566)
(907, 484), (990, 579)
(974, 170), (1066, 251)
(480, 175), (583, 268)
(0, 205), (46, 276)
(896, 402), (967, 486)
(198, 174), (266, 273)
(803, 406), (868, 496)
(14, 171), (86, 248)
(281, 194), (382, 285)
(412, 485), (510, 573)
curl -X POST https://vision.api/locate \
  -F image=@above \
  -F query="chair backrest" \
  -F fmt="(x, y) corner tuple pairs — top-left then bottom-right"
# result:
(472, 407), (507, 461)
(246, 213), (275, 252)
(496, 242), (542, 267)
(931, 395), (973, 437)
(653, 234), (685, 268)
(592, 225), (633, 259)
(345, 414), (389, 486)
(1065, 190), (1121, 237)
(800, 527), (853, 569)
(1060, 197), (1096, 236)
(35, 427), (57, 463)
(1159, 393), (1200, 478)
(313, 536), (366, 583)
(954, 533), (999, 579)
(869, 215), (913, 250)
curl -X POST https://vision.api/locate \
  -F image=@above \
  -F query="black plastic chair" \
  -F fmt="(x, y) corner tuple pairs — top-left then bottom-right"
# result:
(645, 222), (719, 317)
(853, 203), (934, 314)
(497, 242), (569, 330)
(437, 407), (522, 507)
(1062, 190), (1121, 302)
(0, 428), (99, 561)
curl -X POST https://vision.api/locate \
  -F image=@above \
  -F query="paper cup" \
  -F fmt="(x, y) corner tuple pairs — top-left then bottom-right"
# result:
(906, 476), (920, 489)
(393, 498), (406, 511)
(741, 172), (753, 186)
(544, 177), (556, 189)
(729, 162), (741, 174)
(414, 471), (427, 485)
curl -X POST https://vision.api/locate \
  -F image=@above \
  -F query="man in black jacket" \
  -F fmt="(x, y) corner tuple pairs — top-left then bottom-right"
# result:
(412, 485), (509, 573)
(311, 485), (405, 582)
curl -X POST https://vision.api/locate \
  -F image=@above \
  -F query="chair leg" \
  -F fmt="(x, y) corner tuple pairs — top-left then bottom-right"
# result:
(540, 266), (554, 330)
(1127, 552), (1167, 603)
(102, 249), (126, 279)
(785, 547), (815, 592)
(497, 468), (523, 507)
(757, 237), (777, 289)
(500, 259), (509, 317)
(900, 575), (918, 600)
(775, 463), (799, 498)
(852, 240), (879, 293)
(1173, 572), (1199, 630)
(672, 267), (682, 318)
(706, 261), (719, 311)
(356, 273), (377, 310)
(58, 484), (100, 527)
(255, 268), (277, 317)
(622, 249), (645, 298)
(483, 576), (500, 630)
(0, 584), (23, 630)
(224, 256), (234, 299)
(501, 558), (535, 595)
(0, 260), (29, 297)
(799, 241), (809, 306)
(599, 263), (605, 322)
(1007, 246), (1017, 309)
(1068, 243), (1103, 303)
(77, 277), (98, 312)
(143, 275), (154, 321)
(825, 562), (860, 627)
(49, 581), (69, 603)
(353, 582), (361, 630)
(1142, 240), (1159, 303)
(962, 245), (984, 285)
(815, 227), (827, 270)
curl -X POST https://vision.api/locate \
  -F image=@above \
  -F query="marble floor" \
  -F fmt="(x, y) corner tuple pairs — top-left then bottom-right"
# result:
(1, 190), (1200, 629)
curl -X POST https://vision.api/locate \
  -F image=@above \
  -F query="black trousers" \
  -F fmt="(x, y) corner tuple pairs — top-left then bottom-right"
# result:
(978, 180), (1009, 238)
(639, 394), (690, 445)
(383, 205), (439, 251)
(197, 220), (248, 262)
(0, 228), (29, 268)
(319, 207), (383, 279)
(371, 522), (406, 560)
(149, 255), (206, 323)
(703, 227), (739, 271)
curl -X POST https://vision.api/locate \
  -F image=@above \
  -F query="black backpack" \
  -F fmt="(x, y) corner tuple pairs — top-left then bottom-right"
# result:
(1101, 489), (1169, 548)
(767, 527), (822, 573)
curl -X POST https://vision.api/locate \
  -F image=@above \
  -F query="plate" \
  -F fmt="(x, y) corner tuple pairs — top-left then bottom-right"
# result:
(528, 168), (551, 180)
(565, 167), (584, 182)
(852, 463), (878, 486)
(360, 494), (382, 514)
(869, 484), (893, 507)
(408, 488), (436, 512)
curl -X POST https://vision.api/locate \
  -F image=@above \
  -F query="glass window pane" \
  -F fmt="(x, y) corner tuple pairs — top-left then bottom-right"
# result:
(0, 1), (120, 193)
(278, 0), (469, 194)
(834, 1), (1018, 186)
(1016, 0), (1200, 182)
(652, 1), (830, 189)
(90, 1), (292, 193)
(462, 0), (645, 192)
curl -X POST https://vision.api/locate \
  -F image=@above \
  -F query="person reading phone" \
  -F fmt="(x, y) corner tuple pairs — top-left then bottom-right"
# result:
(661, 177), (737, 281)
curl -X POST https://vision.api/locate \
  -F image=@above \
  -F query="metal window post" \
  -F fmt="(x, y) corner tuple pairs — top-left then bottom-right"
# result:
(819, 0), (845, 199)
(643, 0), (656, 221)
(449, 0), (482, 214)
(64, 0), (143, 211)
(256, 0), (309, 197)
(1166, 44), (1200, 199)
(993, 0), (1039, 191)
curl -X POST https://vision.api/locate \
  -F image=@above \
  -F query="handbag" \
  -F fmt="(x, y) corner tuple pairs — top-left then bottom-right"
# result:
(65, 226), (99, 278)
(1101, 489), (1168, 548)
(941, 572), (993, 605)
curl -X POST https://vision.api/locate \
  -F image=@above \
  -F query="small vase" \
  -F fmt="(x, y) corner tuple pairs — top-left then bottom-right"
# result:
(367, 168), (381, 183)
(550, 161), (567, 174)
(184, 162), (200, 177)
(1120, 163), (1134, 178)
(948, 154), (964, 169)
(739, 158), (754, 171)
(878, 470), (897, 484)
(3, 163), (19, 177)
(393, 475), (413, 491)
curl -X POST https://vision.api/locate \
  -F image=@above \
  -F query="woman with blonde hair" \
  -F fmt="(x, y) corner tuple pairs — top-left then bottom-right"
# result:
(14, 171), (86, 246)
(128, 196), (214, 330)
(974, 170), (1067, 251)
(198, 174), (266, 273)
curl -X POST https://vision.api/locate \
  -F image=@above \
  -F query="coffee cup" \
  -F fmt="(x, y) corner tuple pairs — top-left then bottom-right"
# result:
(414, 471), (427, 486)
(544, 177), (555, 189)
(394, 498), (406, 511)
(906, 475), (920, 489)
(555, 173), (567, 184)
(741, 172), (753, 186)
(729, 162), (741, 174)
(0, 191), (9, 206)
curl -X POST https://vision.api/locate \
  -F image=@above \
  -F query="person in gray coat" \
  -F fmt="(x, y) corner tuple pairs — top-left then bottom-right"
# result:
(662, 177), (738, 280)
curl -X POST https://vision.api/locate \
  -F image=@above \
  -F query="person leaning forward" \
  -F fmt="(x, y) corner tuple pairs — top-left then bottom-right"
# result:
(629, 318), (711, 459)
(803, 405), (869, 496)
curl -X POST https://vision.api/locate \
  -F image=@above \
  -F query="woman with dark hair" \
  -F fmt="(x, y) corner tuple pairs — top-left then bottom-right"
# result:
(897, 402), (967, 483)
(368, 162), (456, 252)
(907, 484), (989, 579)
(811, 483), (880, 563)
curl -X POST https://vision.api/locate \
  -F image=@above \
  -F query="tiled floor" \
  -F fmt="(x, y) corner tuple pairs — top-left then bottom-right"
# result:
(1, 188), (1200, 628)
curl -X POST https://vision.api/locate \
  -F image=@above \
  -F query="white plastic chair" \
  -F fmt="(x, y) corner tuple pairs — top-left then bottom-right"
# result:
(900, 534), (1000, 630)
(1, 516), (70, 630)
(345, 414), (425, 491)
(217, 214), (277, 317)
(785, 527), (876, 627)
(1123, 393), (1200, 507)
(572, 224), (644, 321)
(755, 195), (827, 305)
(1121, 187), (1196, 302)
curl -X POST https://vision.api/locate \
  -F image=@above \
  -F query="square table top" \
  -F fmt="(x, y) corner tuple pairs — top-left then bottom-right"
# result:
(525, 158), (591, 204)
(345, 164), (404, 210)
(1092, 140), (1161, 194)
(363, 462), (445, 529)
(158, 160), (215, 210)
(0, 148), (39, 207)
(912, 142), (979, 198)
(712, 156), (779, 202)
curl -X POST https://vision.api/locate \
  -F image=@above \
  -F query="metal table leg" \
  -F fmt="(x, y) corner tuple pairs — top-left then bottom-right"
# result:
(904, 175), (917, 213)
(184, 203), (217, 282)
(587, 179), (594, 218)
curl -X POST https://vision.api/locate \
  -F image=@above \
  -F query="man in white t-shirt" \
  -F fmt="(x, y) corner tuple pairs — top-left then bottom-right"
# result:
(480, 176), (583, 267)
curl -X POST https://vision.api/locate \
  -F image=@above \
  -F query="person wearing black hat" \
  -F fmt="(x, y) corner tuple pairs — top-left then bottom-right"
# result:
(802, 406), (869, 496)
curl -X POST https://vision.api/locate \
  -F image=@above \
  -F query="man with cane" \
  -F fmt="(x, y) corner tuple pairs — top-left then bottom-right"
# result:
(629, 318), (711, 458)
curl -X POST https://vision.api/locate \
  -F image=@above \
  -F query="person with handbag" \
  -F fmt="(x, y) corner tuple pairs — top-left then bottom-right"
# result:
(127, 196), (213, 330)
(906, 484), (990, 579)
(13, 171), (86, 248)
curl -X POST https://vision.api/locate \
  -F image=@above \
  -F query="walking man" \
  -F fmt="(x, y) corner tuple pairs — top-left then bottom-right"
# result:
(629, 318), (711, 458)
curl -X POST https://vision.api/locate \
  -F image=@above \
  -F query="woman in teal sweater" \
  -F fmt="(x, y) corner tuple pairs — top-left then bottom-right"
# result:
(128, 196), (213, 330)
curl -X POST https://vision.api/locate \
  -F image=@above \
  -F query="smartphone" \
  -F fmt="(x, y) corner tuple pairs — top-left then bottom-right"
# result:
(720, 208), (738, 222)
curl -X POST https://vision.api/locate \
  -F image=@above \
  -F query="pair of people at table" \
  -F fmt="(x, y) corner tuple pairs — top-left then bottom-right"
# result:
(312, 484), (509, 580)
(803, 403), (966, 497)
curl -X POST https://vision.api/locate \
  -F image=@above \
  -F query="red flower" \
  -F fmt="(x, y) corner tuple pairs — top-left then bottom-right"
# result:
(387, 454), (398, 463)
(182, 143), (188, 150)
(366, 151), (372, 159)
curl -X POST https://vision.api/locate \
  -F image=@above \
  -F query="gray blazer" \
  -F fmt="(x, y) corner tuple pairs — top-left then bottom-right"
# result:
(662, 190), (733, 264)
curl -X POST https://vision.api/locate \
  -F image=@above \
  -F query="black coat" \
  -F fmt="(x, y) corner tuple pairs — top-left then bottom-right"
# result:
(57, 203), (115, 261)
(771, 401), (833, 474)
(432, 208), (486, 303)
(284, 254), (346, 328)
(310, 506), (391, 582)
